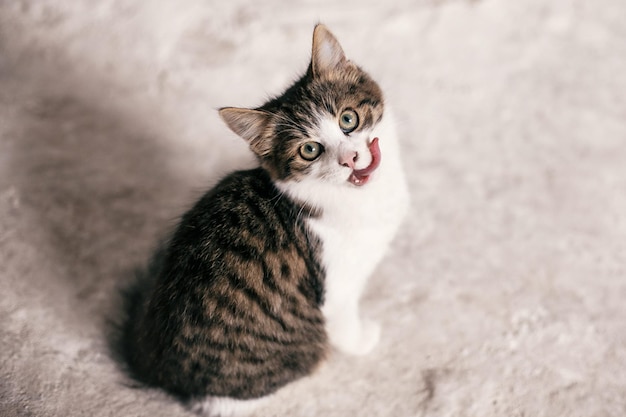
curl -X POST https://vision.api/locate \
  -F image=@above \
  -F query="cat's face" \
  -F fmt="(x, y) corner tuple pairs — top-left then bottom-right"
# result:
(220, 24), (384, 188)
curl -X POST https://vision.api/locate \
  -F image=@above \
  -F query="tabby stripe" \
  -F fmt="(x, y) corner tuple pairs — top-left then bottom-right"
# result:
(224, 272), (292, 332)
(358, 98), (379, 108)
(261, 259), (281, 292)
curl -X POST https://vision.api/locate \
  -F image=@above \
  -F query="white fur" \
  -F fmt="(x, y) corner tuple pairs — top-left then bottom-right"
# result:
(276, 109), (410, 355)
(191, 396), (269, 417)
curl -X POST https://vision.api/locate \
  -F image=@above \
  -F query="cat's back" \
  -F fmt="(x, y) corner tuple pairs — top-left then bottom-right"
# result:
(170, 167), (319, 274)
(128, 168), (328, 399)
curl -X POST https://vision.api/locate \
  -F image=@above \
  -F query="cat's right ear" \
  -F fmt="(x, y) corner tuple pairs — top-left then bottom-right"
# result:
(219, 107), (272, 157)
(311, 24), (347, 78)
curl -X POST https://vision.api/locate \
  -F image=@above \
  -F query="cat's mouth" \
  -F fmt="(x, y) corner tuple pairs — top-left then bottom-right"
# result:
(348, 137), (381, 186)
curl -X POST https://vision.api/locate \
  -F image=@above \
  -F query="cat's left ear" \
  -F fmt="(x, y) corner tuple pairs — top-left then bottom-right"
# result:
(311, 24), (347, 77)
(219, 107), (272, 156)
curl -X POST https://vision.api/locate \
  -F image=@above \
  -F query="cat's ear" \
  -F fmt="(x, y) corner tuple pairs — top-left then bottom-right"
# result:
(311, 24), (347, 77)
(219, 107), (272, 156)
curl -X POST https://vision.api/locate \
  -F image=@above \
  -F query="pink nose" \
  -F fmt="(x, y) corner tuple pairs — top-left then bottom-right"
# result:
(339, 151), (358, 169)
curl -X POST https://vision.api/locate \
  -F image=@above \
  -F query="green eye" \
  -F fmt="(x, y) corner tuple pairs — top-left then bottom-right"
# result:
(299, 141), (324, 161)
(339, 109), (359, 133)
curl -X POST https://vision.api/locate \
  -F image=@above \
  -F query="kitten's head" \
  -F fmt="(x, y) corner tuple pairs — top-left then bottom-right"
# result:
(220, 24), (384, 188)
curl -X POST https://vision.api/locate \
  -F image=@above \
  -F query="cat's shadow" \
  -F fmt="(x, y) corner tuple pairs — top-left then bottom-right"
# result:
(7, 76), (243, 368)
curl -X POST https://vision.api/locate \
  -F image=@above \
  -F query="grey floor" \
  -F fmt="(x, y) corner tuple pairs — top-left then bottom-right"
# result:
(1, 1), (626, 416)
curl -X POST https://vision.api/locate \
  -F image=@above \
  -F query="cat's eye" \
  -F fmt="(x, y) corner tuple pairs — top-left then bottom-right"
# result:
(339, 109), (359, 134)
(299, 141), (324, 161)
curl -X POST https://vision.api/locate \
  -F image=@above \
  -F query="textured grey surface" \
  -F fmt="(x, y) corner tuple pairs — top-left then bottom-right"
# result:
(1, 1), (626, 416)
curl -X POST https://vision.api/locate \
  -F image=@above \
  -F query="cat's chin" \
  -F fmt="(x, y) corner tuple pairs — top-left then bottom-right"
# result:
(348, 173), (372, 186)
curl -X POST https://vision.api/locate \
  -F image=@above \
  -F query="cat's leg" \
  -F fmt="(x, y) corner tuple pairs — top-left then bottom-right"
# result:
(318, 239), (385, 355)
(309, 219), (386, 356)
(323, 299), (381, 356)
(190, 396), (268, 417)
(322, 276), (381, 356)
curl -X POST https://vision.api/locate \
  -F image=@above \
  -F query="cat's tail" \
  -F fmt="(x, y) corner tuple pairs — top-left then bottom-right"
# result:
(107, 269), (150, 382)
(107, 245), (165, 387)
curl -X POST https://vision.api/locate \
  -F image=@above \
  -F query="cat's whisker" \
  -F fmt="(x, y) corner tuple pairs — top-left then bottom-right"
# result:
(261, 111), (301, 132)
(296, 204), (306, 224)
(270, 189), (286, 209)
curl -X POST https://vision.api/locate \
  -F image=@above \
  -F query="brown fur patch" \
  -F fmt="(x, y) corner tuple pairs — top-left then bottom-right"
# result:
(124, 169), (328, 399)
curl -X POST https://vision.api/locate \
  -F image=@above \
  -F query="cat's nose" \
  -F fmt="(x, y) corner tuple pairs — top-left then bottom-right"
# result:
(339, 151), (358, 169)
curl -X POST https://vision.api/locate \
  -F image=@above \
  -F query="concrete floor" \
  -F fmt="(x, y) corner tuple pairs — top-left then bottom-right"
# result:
(1, 1), (626, 416)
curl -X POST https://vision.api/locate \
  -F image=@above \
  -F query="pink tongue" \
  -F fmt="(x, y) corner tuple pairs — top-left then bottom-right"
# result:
(349, 137), (381, 186)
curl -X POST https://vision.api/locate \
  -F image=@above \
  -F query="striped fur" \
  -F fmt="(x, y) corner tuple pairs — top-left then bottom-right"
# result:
(123, 169), (327, 400)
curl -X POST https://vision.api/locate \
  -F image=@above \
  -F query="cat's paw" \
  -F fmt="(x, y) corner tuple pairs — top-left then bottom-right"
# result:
(331, 319), (381, 356)
(191, 396), (266, 417)
(354, 319), (381, 356)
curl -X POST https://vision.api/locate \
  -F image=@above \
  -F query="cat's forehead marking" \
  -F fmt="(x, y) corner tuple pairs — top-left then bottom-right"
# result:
(317, 116), (344, 146)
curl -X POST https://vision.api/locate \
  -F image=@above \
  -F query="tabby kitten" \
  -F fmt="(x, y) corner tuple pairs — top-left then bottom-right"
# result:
(121, 24), (409, 416)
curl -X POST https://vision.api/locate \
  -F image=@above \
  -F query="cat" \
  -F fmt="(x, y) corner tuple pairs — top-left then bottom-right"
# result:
(120, 24), (409, 417)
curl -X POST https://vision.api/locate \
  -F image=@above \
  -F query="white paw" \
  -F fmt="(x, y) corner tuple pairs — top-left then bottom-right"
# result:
(331, 319), (381, 356)
(354, 319), (381, 356)
(191, 396), (266, 417)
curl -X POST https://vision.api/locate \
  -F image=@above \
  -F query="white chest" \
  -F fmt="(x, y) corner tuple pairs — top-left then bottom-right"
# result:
(307, 166), (409, 290)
